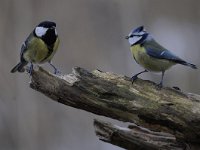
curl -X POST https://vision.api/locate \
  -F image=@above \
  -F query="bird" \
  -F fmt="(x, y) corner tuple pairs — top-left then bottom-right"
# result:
(125, 26), (197, 87)
(11, 21), (60, 75)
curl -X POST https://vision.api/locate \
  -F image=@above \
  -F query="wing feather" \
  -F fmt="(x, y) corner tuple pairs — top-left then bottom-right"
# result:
(144, 39), (185, 64)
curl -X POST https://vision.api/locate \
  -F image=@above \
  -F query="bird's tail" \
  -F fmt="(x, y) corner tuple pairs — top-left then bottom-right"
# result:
(180, 61), (197, 69)
(10, 62), (28, 73)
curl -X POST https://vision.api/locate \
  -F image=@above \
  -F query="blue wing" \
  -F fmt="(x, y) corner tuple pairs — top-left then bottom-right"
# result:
(146, 48), (185, 63)
(143, 39), (197, 69)
(144, 39), (185, 64)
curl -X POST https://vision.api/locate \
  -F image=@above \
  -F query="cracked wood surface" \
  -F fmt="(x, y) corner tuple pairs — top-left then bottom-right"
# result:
(94, 119), (186, 150)
(30, 67), (200, 148)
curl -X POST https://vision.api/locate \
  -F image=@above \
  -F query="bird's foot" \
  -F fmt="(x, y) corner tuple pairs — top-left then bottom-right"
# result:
(156, 82), (163, 90)
(48, 62), (61, 75)
(131, 70), (148, 84)
(54, 68), (61, 75)
(131, 75), (138, 84)
(27, 63), (33, 76)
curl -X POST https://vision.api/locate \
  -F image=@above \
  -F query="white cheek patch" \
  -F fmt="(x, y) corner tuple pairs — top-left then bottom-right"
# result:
(128, 36), (142, 45)
(54, 29), (58, 36)
(35, 27), (48, 37)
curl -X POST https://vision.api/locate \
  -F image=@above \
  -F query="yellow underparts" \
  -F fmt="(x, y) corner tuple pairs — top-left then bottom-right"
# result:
(23, 37), (59, 63)
(130, 44), (175, 72)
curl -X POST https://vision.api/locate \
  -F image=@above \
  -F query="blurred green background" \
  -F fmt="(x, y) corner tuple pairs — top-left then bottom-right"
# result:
(1, 0), (200, 150)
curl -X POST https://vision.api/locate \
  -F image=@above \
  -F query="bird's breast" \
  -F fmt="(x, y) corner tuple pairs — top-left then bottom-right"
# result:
(43, 37), (60, 62)
(23, 37), (49, 63)
(130, 44), (175, 72)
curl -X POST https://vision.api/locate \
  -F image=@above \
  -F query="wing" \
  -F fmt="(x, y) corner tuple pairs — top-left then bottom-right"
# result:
(20, 32), (34, 62)
(144, 39), (185, 64)
(19, 42), (28, 62)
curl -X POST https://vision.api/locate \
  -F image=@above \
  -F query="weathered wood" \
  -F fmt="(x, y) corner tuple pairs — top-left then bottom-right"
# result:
(30, 67), (200, 147)
(94, 119), (186, 150)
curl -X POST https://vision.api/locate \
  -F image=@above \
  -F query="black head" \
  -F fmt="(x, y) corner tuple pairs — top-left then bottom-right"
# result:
(34, 21), (58, 46)
(37, 21), (56, 28)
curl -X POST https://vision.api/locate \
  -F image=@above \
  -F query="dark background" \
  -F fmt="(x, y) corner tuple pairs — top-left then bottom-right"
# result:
(1, 0), (200, 149)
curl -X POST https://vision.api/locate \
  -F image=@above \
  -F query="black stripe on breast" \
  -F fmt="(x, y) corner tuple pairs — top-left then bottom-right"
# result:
(40, 28), (57, 62)
(41, 44), (54, 62)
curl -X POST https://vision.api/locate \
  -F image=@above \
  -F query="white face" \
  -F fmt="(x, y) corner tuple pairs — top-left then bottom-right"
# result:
(128, 30), (147, 45)
(54, 28), (58, 36)
(35, 27), (48, 37)
(35, 26), (57, 37)
(128, 34), (142, 45)
(128, 31), (146, 45)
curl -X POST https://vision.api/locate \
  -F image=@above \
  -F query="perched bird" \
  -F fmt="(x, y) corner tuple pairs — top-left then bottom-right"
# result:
(11, 21), (60, 75)
(126, 26), (197, 87)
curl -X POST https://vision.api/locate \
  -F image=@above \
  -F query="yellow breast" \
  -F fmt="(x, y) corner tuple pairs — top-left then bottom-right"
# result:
(130, 44), (175, 72)
(23, 36), (59, 63)
(23, 37), (48, 63)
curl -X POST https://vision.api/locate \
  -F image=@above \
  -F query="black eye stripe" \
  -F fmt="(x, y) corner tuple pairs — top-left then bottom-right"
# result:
(133, 34), (142, 36)
(129, 34), (141, 38)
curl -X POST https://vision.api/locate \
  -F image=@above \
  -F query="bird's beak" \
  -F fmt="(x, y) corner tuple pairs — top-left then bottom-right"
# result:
(125, 36), (129, 39)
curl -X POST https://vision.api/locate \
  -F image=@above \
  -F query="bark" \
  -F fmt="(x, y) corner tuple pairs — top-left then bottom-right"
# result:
(30, 67), (200, 149)
(94, 119), (186, 150)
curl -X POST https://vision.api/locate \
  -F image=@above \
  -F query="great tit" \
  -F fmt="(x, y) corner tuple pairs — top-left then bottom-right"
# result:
(11, 21), (60, 75)
(126, 26), (197, 87)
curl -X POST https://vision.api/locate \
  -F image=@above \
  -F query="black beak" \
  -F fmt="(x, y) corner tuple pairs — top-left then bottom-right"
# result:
(125, 36), (129, 39)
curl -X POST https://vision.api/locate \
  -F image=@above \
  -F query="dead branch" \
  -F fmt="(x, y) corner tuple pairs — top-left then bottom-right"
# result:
(30, 67), (200, 149)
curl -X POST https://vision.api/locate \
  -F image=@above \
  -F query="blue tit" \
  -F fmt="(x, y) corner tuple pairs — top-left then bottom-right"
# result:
(11, 21), (60, 75)
(125, 26), (197, 87)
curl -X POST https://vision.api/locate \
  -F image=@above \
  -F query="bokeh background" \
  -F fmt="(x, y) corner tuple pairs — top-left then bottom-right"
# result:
(1, 0), (200, 150)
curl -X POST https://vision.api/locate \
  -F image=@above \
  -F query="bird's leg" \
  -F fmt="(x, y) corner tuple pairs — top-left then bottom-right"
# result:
(131, 70), (148, 84)
(157, 71), (165, 88)
(48, 61), (60, 74)
(28, 62), (33, 76)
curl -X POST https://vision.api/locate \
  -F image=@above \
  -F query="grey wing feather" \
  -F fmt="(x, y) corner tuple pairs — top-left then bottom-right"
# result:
(20, 32), (33, 62)
(20, 42), (27, 62)
(10, 32), (34, 73)
(10, 38), (29, 73)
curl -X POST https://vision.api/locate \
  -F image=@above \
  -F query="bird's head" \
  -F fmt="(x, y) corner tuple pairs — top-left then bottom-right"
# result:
(125, 26), (148, 46)
(34, 21), (58, 45)
(34, 21), (57, 38)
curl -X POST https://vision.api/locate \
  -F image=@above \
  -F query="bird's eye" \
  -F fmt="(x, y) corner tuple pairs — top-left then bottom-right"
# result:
(129, 35), (134, 38)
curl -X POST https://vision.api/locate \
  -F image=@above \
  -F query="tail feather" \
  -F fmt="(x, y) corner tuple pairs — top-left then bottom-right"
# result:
(181, 61), (197, 69)
(11, 62), (28, 73)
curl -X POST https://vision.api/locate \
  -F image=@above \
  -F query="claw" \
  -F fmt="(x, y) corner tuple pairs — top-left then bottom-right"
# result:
(131, 70), (148, 84)
(54, 68), (61, 74)
(156, 82), (163, 89)
(28, 63), (33, 76)
(131, 75), (138, 84)
(49, 61), (60, 74)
